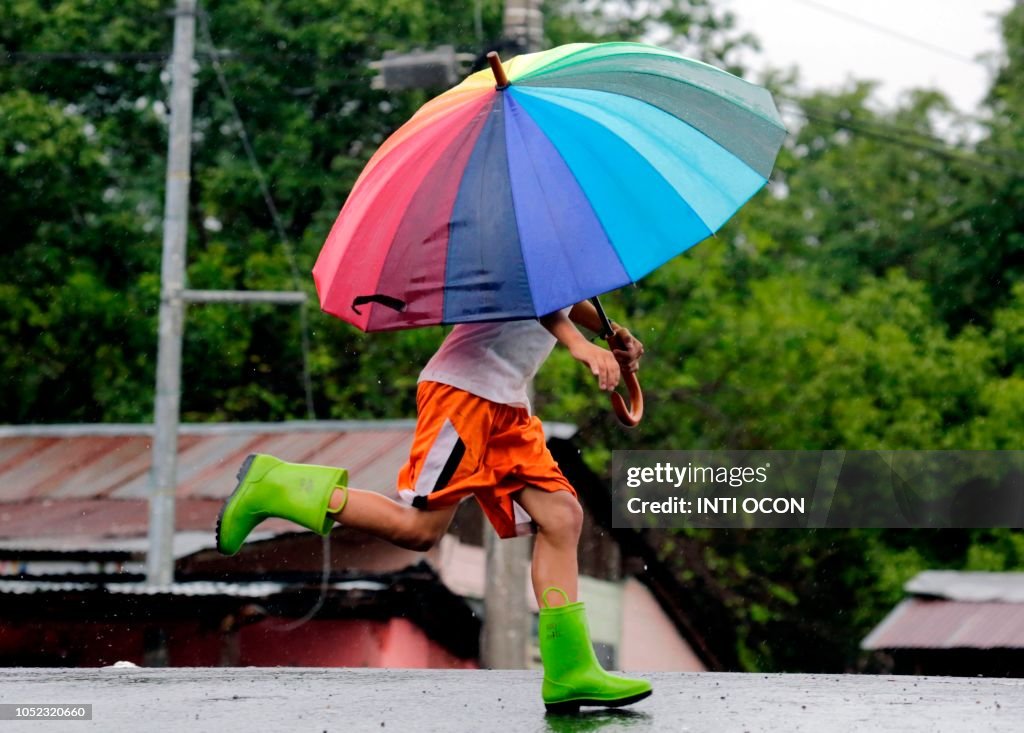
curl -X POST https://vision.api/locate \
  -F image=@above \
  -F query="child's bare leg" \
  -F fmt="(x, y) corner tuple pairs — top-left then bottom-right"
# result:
(328, 487), (458, 552)
(520, 486), (652, 711)
(516, 487), (584, 607)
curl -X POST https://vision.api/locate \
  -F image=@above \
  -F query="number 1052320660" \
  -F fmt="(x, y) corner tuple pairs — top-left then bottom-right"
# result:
(0, 704), (92, 720)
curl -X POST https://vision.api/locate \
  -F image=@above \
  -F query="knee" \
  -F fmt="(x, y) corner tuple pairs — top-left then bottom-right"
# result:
(535, 491), (584, 541)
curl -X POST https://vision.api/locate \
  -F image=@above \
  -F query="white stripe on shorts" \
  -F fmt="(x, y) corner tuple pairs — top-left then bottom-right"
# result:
(412, 418), (461, 498)
(513, 499), (535, 536)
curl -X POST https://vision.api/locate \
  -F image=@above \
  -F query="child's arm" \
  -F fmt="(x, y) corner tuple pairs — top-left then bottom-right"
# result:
(567, 301), (645, 374)
(539, 310), (621, 392)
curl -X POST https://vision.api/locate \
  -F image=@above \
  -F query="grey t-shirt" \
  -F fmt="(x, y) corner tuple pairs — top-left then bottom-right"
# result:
(417, 309), (570, 412)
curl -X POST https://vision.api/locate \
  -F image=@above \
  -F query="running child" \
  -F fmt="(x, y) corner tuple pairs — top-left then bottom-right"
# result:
(216, 299), (652, 713)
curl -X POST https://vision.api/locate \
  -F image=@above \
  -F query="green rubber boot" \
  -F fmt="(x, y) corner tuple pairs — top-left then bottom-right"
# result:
(216, 454), (348, 556)
(538, 588), (653, 714)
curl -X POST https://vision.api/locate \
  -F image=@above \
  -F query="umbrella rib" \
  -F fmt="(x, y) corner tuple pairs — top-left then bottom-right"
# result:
(517, 42), (743, 83)
(516, 42), (766, 93)
(354, 92), (488, 193)
(522, 71), (786, 182)
(366, 99), (495, 330)
(518, 67), (786, 133)
(493, 97), (532, 319)
(514, 87), (744, 239)
(505, 91), (635, 298)
(320, 95), (493, 326)
(505, 106), (587, 317)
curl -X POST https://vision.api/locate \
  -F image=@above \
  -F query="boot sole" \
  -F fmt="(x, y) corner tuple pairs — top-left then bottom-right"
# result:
(544, 688), (652, 715)
(215, 454), (257, 556)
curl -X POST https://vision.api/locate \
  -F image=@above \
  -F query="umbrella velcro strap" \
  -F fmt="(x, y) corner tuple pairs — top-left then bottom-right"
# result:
(351, 294), (406, 314)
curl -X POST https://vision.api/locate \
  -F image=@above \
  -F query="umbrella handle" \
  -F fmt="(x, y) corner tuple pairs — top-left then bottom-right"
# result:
(604, 331), (644, 428)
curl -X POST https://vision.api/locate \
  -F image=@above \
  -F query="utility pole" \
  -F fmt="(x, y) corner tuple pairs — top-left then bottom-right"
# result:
(362, 3), (543, 668)
(147, 0), (196, 587)
(147, 3), (308, 588)
(481, 0), (543, 671)
(502, 0), (544, 54)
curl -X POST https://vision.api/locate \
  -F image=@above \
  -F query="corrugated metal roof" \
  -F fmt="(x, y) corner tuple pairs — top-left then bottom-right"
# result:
(0, 421), (420, 438)
(0, 578), (389, 597)
(0, 422), (421, 548)
(0, 530), (275, 558)
(0, 421), (577, 551)
(0, 427), (415, 502)
(0, 579), (285, 597)
(0, 421), (577, 502)
(0, 499), (223, 539)
(0, 420), (576, 439)
(862, 598), (1024, 650)
(905, 570), (1024, 603)
(0, 423), (419, 499)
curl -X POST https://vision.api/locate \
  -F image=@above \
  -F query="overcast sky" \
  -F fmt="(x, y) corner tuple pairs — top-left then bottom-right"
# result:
(720, 0), (1013, 114)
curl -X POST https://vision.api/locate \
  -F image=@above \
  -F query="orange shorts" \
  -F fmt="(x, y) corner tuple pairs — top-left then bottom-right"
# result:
(396, 381), (577, 539)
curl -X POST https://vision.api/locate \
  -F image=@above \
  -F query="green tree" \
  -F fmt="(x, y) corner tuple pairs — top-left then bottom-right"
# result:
(0, 89), (157, 421)
(536, 4), (1024, 672)
(0, 0), (752, 424)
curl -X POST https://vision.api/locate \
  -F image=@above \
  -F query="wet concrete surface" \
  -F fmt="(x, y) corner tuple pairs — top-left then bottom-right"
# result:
(1, 668), (1022, 732)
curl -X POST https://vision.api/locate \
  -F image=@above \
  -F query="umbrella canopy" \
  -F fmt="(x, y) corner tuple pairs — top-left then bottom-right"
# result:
(314, 42), (786, 332)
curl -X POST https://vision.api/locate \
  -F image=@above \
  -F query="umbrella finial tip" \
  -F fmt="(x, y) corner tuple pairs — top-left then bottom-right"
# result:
(487, 51), (510, 90)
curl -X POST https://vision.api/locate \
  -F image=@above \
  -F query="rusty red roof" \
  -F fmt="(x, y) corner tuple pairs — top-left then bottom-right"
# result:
(863, 571), (1024, 650)
(0, 422), (420, 502)
(0, 422), (419, 546)
(862, 598), (1024, 649)
(0, 421), (576, 550)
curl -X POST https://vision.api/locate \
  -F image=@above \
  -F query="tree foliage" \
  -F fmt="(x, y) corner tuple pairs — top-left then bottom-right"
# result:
(536, 3), (1024, 671)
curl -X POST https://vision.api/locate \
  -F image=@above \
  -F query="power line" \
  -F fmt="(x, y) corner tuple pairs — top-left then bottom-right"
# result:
(783, 103), (1009, 175)
(2, 49), (364, 66)
(776, 94), (1024, 165)
(3, 34), (432, 65)
(778, 100), (1020, 176)
(4, 51), (171, 62)
(9, 23), (1019, 187)
(788, 0), (982, 66)
(196, 5), (317, 419)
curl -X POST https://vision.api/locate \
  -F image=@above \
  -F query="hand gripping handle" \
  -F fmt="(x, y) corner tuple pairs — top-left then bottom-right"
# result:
(604, 329), (644, 428)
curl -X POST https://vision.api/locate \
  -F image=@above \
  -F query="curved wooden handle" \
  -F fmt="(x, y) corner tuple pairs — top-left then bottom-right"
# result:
(610, 369), (644, 427)
(604, 331), (644, 428)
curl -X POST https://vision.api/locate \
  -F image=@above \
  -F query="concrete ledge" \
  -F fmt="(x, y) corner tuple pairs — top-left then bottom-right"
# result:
(2, 669), (1021, 732)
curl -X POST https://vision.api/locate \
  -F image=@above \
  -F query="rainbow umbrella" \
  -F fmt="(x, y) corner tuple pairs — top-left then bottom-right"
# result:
(314, 42), (786, 422)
